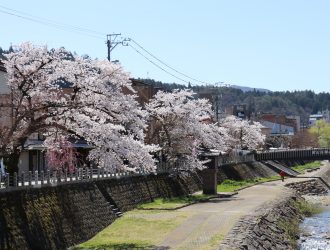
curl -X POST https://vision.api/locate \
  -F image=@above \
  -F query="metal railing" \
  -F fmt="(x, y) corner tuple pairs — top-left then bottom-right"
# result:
(219, 153), (255, 166)
(0, 168), (146, 190)
(255, 148), (330, 161)
(0, 153), (258, 190)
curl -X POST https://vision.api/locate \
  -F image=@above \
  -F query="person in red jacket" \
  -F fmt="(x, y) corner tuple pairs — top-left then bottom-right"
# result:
(279, 170), (286, 182)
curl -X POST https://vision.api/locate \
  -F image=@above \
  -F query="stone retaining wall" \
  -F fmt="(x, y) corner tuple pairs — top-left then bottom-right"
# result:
(218, 161), (277, 182)
(319, 161), (330, 184)
(0, 173), (201, 250)
(1, 160), (278, 250)
(219, 193), (304, 250)
(219, 161), (330, 250)
(2, 161), (327, 249)
(285, 179), (329, 195)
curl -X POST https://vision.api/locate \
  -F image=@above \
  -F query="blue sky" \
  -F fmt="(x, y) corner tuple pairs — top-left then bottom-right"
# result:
(1, 0), (330, 93)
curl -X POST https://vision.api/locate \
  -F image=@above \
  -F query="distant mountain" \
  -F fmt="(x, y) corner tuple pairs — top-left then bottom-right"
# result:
(230, 85), (272, 93)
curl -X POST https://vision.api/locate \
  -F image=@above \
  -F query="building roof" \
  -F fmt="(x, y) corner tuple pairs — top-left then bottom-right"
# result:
(309, 114), (323, 118)
(24, 139), (93, 150)
(130, 78), (151, 87)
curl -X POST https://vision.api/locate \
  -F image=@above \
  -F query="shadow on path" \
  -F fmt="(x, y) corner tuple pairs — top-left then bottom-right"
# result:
(206, 197), (244, 203)
(72, 243), (170, 250)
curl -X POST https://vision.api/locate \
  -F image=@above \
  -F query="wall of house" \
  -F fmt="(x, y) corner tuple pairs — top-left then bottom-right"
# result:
(17, 151), (29, 174)
(0, 71), (9, 94)
(0, 172), (202, 250)
(260, 120), (295, 135)
(0, 70), (11, 128)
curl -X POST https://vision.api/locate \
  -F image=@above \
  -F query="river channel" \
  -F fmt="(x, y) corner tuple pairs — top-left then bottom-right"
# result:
(298, 195), (330, 250)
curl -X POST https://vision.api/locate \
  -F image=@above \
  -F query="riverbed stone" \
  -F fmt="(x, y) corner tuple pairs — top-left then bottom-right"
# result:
(285, 179), (328, 195)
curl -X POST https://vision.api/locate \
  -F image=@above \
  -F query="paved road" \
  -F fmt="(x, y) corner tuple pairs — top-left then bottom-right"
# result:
(159, 161), (330, 250)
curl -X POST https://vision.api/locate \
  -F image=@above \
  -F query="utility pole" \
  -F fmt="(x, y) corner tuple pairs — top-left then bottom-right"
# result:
(214, 82), (224, 121)
(106, 34), (130, 61)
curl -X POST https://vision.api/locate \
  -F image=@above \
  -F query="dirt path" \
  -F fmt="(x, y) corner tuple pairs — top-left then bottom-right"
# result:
(159, 161), (330, 249)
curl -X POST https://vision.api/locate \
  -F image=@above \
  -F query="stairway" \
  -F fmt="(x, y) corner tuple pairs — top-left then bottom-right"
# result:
(263, 161), (300, 177)
(96, 182), (123, 218)
(109, 203), (123, 217)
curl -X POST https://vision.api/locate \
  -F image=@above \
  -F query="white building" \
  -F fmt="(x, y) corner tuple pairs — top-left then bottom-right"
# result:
(308, 111), (330, 126)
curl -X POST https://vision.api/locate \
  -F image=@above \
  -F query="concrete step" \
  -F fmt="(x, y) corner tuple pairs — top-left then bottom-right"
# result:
(115, 211), (123, 217)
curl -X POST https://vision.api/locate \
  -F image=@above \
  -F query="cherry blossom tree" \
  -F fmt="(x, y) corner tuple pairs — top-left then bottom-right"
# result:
(219, 116), (265, 150)
(146, 89), (229, 172)
(0, 42), (157, 174)
(44, 135), (79, 173)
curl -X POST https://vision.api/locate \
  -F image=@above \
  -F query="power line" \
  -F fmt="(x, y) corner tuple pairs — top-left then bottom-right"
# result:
(0, 4), (216, 85)
(129, 38), (210, 85)
(129, 43), (192, 85)
(0, 5), (105, 39)
(0, 4), (105, 36)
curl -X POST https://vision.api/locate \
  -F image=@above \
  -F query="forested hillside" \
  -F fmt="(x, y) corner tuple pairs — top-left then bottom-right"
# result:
(138, 78), (330, 123)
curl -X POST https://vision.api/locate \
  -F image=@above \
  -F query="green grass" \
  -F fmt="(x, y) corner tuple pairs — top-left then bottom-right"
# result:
(73, 209), (190, 249)
(278, 199), (322, 249)
(295, 199), (322, 216)
(292, 161), (321, 173)
(74, 175), (293, 250)
(278, 218), (300, 248)
(217, 176), (281, 192)
(137, 194), (215, 210)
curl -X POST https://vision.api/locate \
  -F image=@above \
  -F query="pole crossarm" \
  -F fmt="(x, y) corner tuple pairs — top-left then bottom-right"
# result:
(106, 33), (129, 61)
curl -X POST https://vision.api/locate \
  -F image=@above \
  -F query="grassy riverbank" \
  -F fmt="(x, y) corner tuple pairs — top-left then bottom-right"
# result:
(72, 209), (191, 249)
(217, 176), (281, 192)
(73, 161), (326, 249)
(138, 176), (283, 210)
(278, 199), (322, 248)
(137, 175), (285, 210)
(292, 161), (321, 173)
(73, 177), (284, 249)
(137, 194), (215, 210)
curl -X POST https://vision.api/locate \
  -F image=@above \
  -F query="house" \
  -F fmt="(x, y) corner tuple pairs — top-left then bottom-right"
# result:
(260, 125), (272, 137)
(129, 79), (162, 144)
(0, 62), (163, 174)
(0, 60), (91, 174)
(259, 120), (295, 135)
(309, 114), (324, 126)
(309, 110), (330, 126)
(257, 114), (299, 149)
(195, 88), (226, 121)
(233, 104), (249, 119)
(130, 78), (161, 106)
(0, 61), (11, 128)
(258, 114), (300, 135)
(0, 61), (8, 93)
(0, 60), (11, 130)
